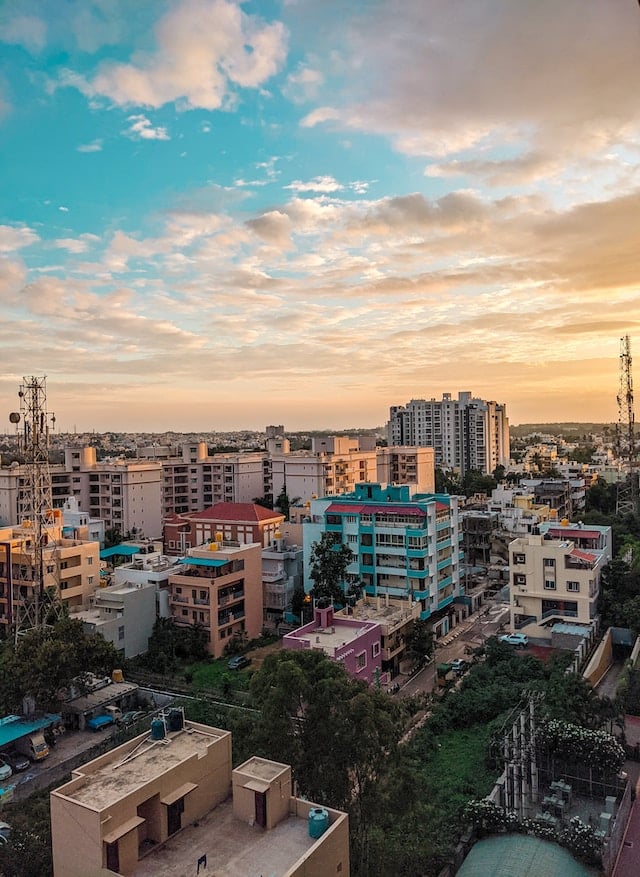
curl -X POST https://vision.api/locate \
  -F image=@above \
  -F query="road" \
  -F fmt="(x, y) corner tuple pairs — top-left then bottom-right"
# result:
(400, 600), (511, 697)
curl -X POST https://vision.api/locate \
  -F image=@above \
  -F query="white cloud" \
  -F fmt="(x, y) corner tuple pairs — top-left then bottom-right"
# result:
(77, 138), (103, 152)
(58, 205), (69, 212)
(284, 63), (324, 103)
(123, 114), (169, 141)
(0, 225), (39, 252)
(54, 238), (89, 254)
(81, 0), (287, 110)
(0, 14), (46, 53)
(284, 175), (343, 193)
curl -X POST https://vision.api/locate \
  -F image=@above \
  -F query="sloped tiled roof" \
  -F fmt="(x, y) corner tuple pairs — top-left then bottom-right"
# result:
(186, 503), (284, 523)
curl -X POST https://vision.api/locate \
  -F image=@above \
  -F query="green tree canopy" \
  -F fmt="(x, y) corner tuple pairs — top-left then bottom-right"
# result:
(309, 533), (354, 604)
(0, 617), (120, 713)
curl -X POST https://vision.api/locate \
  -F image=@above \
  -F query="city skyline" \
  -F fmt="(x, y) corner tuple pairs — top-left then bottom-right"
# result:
(1, 1), (639, 432)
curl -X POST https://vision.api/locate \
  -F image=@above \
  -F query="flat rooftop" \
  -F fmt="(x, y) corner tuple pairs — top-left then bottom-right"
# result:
(133, 798), (320, 877)
(290, 622), (374, 654)
(59, 725), (228, 810)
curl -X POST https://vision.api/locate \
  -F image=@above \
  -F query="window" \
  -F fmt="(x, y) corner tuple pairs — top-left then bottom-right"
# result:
(372, 642), (380, 658)
(88, 576), (94, 585)
(544, 580), (556, 590)
(182, 609), (188, 616)
(356, 652), (367, 670)
(513, 553), (526, 565)
(87, 556), (93, 566)
(514, 574), (526, 586)
(543, 558), (555, 567)
(118, 625), (125, 641)
(567, 581), (580, 592)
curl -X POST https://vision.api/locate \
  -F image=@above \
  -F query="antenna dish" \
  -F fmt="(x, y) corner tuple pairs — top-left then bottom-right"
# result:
(9, 412), (20, 424)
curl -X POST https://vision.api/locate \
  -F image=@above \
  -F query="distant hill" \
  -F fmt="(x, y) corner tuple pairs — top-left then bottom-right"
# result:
(510, 423), (614, 438)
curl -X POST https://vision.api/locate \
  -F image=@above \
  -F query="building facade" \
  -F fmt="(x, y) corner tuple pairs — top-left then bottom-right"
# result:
(0, 520), (100, 632)
(303, 483), (463, 626)
(283, 604), (382, 685)
(50, 718), (349, 877)
(508, 522), (612, 641)
(167, 541), (263, 657)
(163, 502), (285, 555)
(387, 391), (510, 475)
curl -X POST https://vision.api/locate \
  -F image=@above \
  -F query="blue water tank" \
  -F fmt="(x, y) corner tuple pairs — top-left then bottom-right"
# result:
(150, 718), (165, 741)
(308, 807), (329, 839)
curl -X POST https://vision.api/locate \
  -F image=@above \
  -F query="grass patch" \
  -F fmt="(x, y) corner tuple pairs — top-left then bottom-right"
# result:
(187, 658), (252, 692)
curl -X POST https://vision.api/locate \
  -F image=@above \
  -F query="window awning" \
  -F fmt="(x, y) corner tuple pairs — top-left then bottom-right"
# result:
(178, 556), (228, 568)
(161, 782), (198, 806)
(243, 779), (271, 793)
(103, 815), (145, 844)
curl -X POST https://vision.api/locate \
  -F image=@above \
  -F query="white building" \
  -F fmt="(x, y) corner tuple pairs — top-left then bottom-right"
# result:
(76, 580), (157, 659)
(508, 522), (612, 642)
(387, 391), (510, 475)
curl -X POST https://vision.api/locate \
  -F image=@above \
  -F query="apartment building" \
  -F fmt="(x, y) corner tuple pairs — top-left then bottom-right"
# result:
(304, 483), (463, 630)
(50, 717), (349, 877)
(163, 502), (285, 555)
(388, 391), (510, 475)
(508, 521), (612, 641)
(262, 534), (303, 629)
(167, 541), (263, 657)
(0, 518), (99, 631)
(270, 440), (435, 504)
(283, 604), (382, 686)
(75, 580), (157, 659)
(0, 447), (162, 538)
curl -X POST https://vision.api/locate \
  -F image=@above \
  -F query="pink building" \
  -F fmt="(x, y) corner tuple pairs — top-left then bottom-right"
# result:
(283, 605), (382, 686)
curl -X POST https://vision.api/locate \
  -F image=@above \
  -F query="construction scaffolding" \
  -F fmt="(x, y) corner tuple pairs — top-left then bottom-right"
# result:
(8, 376), (63, 639)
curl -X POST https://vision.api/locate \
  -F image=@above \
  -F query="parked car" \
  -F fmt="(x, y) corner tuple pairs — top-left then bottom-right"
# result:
(499, 633), (529, 648)
(227, 655), (251, 670)
(450, 658), (468, 675)
(0, 760), (12, 782)
(1, 751), (29, 773)
(86, 714), (115, 731)
(0, 822), (10, 845)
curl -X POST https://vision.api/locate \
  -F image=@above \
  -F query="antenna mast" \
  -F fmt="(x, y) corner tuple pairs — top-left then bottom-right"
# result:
(616, 336), (637, 515)
(10, 376), (62, 640)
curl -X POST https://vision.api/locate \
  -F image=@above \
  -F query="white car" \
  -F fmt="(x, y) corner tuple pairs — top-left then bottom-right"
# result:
(0, 760), (12, 782)
(499, 633), (529, 648)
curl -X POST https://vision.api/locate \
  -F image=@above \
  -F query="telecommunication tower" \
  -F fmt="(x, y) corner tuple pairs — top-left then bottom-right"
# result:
(8, 376), (62, 639)
(616, 336), (638, 515)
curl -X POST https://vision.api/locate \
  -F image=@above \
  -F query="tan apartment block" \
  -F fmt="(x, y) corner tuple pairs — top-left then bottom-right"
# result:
(0, 520), (99, 630)
(168, 541), (263, 657)
(50, 715), (349, 877)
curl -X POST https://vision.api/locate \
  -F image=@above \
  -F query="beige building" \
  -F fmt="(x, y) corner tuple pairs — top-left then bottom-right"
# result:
(508, 522), (612, 641)
(0, 519), (99, 632)
(168, 541), (263, 657)
(50, 715), (349, 877)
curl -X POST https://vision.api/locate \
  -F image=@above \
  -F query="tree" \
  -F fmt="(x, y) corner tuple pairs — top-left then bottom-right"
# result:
(274, 487), (301, 521)
(309, 533), (354, 604)
(406, 620), (434, 666)
(0, 617), (120, 713)
(249, 649), (404, 870)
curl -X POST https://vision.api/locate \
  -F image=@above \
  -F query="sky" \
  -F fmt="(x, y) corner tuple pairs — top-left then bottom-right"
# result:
(1, 0), (640, 433)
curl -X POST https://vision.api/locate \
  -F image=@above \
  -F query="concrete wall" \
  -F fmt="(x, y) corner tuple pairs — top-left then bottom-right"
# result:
(285, 800), (350, 877)
(583, 627), (613, 687)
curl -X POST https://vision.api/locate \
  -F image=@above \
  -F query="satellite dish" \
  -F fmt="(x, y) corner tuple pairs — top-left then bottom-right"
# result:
(9, 412), (20, 424)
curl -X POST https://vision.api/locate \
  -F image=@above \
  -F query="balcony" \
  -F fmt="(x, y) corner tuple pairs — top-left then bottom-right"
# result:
(262, 568), (285, 582)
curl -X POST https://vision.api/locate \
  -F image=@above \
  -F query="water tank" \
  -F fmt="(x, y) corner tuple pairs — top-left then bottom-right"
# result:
(111, 669), (124, 683)
(308, 807), (329, 839)
(167, 708), (184, 732)
(150, 718), (165, 741)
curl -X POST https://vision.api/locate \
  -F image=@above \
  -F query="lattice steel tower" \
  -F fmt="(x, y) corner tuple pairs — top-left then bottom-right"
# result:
(9, 376), (62, 639)
(616, 336), (638, 515)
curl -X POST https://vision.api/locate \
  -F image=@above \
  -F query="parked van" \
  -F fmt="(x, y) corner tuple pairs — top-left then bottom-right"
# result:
(14, 732), (49, 762)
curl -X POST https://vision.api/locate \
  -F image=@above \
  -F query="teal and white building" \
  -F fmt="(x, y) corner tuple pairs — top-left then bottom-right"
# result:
(303, 483), (463, 626)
